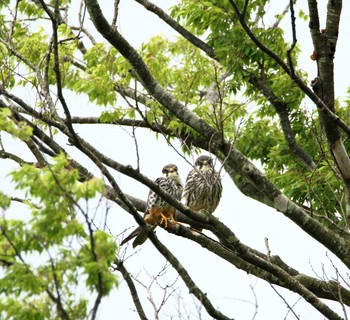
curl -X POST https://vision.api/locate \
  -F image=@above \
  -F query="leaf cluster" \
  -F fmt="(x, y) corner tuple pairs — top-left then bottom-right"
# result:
(0, 153), (118, 319)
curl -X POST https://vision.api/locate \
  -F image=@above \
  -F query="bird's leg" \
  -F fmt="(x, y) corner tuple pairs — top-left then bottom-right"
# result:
(159, 209), (182, 229)
(159, 213), (168, 228)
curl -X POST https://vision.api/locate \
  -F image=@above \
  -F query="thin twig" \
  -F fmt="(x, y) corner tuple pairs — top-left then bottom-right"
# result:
(113, 257), (148, 320)
(286, 0), (297, 77)
(111, 0), (120, 27)
(270, 285), (301, 320)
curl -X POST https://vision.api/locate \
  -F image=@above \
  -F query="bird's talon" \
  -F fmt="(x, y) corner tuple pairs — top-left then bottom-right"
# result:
(160, 214), (168, 228)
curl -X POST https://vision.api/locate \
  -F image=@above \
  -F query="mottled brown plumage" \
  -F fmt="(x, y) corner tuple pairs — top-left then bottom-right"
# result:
(182, 155), (222, 229)
(121, 164), (183, 248)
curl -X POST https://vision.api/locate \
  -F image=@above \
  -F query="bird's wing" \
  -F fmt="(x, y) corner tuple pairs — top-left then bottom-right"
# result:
(181, 169), (197, 205)
(121, 177), (165, 247)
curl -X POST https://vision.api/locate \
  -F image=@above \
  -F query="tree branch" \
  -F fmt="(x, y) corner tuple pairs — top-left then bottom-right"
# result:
(134, 0), (215, 59)
(4, 102), (148, 214)
(307, 1), (350, 224)
(218, 146), (350, 267)
(147, 231), (234, 320)
(84, 0), (220, 145)
(209, 221), (344, 319)
(171, 222), (350, 307)
(49, 106), (350, 313)
(286, 0), (297, 77)
(249, 74), (316, 170)
(0, 150), (31, 166)
(38, 0), (79, 145)
(227, 0), (350, 140)
(113, 257), (148, 320)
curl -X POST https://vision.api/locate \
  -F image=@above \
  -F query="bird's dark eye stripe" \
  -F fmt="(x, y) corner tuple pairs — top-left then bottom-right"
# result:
(163, 166), (178, 173)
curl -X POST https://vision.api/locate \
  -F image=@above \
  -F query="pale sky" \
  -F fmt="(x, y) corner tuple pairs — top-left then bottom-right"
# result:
(2, 0), (350, 319)
(95, 1), (350, 319)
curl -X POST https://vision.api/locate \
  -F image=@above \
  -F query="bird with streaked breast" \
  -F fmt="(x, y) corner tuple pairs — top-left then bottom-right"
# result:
(181, 155), (222, 230)
(120, 164), (183, 248)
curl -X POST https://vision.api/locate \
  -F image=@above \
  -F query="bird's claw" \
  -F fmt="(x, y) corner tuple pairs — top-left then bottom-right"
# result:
(159, 213), (168, 228)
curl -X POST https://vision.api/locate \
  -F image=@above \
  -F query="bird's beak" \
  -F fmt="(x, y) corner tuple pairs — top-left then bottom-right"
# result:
(165, 168), (178, 177)
(201, 161), (211, 170)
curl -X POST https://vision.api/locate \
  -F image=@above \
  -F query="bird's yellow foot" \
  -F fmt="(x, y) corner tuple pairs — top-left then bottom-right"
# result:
(159, 213), (168, 228)
(159, 214), (182, 229)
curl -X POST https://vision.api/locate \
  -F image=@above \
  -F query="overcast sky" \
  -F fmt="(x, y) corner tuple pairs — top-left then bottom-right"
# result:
(92, 1), (350, 319)
(2, 0), (350, 319)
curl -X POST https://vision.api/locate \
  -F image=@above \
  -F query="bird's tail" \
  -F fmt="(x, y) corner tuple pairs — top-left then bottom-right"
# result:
(120, 227), (141, 246)
(132, 229), (150, 248)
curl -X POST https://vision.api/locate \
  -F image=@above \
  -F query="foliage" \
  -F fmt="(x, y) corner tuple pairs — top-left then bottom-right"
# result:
(1, 0), (350, 319)
(0, 154), (118, 319)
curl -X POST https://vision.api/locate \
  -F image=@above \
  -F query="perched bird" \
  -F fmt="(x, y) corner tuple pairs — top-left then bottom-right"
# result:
(120, 164), (183, 248)
(181, 155), (222, 229)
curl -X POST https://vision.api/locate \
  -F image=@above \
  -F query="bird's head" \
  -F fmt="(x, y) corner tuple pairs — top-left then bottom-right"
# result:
(162, 164), (180, 179)
(195, 155), (213, 172)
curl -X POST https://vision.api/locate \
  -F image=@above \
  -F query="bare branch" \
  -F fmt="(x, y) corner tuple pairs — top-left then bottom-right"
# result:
(211, 221), (344, 319)
(48, 252), (71, 320)
(134, 0), (215, 59)
(146, 231), (234, 320)
(111, 0), (120, 27)
(270, 285), (301, 320)
(272, 1), (296, 29)
(0, 150), (31, 166)
(113, 257), (148, 320)
(286, 0), (297, 77)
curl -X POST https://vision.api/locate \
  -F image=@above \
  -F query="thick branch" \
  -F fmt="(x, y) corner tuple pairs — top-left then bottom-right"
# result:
(307, 0), (350, 222)
(4, 105), (147, 214)
(226, 0), (350, 139)
(217, 146), (350, 266)
(84, 0), (219, 146)
(249, 74), (316, 170)
(207, 219), (344, 320)
(171, 223), (350, 307)
(0, 150), (31, 166)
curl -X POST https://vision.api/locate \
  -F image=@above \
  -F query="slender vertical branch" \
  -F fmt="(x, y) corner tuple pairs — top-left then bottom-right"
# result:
(48, 253), (71, 320)
(111, 0), (120, 27)
(242, 0), (249, 18)
(38, 0), (79, 145)
(113, 258), (148, 320)
(286, 0), (297, 77)
(272, 1), (296, 29)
